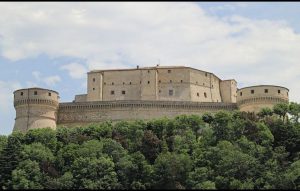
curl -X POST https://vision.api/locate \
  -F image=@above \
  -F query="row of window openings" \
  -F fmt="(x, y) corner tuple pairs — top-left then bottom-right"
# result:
(239, 89), (286, 96)
(93, 79), (209, 87)
(20, 91), (52, 96)
(108, 89), (207, 98)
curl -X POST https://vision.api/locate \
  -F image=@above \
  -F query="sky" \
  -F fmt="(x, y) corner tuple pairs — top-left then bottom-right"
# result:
(1, 2), (300, 135)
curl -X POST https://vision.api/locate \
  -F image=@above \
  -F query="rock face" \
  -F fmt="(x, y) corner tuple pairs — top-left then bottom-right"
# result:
(13, 66), (289, 132)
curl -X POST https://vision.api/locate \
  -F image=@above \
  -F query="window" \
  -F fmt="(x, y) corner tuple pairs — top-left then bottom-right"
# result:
(48, 92), (51, 96)
(196, 81), (198, 84)
(130, 82), (132, 85)
(170, 80), (172, 83)
(204, 92), (207, 98)
(205, 73), (208, 77)
(20, 92), (23, 96)
(168, 70), (171, 73)
(148, 70), (150, 73)
(111, 90), (114, 95)
(240, 92), (242, 96)
(123, 82), (125, 85)
(148, 81), (150, 84)
(159, 80), (161, 83)
(169, 90), (173, 96)
(104, 82), (106, 85)
(278, 90), (281, 94)
(34, 91), (37, 95)
(251, 90), (254, 94)
(197, 93), (199, 97)
(93, 88), (95, 91)
(181, 80), (183, 83)
(212, 85), (214, 88)
(93, 78), (95, 82)
(265, 89), (268, 93)
(140, 81), (142, 84)
(122, 90), (126, 95)
(112, 82), (114, 85)
(159, 90), (161, 93)
(203, 83), (205, 86)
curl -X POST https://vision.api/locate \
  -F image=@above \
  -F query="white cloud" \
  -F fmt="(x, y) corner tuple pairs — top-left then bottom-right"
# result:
(60, 62), (87, 79)
(0, 2), (299, 102)
(32, 71), (61, 86)
(32, 71), (41, 81)
(43, 75), (61, 86)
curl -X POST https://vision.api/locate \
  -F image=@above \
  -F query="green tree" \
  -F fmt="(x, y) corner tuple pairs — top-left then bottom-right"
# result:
(71, 157), (118, 189)
(289, 102), (300, 124)
(11, 159), (43, 189)
(153, 152), (192, 189)
(273, 102), (289, 122)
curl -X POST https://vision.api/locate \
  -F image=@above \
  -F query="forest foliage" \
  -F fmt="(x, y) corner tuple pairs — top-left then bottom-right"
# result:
(0, 102), (299, 189)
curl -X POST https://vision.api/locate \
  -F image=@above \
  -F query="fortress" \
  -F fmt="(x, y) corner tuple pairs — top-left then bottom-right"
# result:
(13, 66), (289, 132)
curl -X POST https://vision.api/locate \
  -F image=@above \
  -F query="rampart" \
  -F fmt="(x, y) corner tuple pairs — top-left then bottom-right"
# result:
(57, 100), (237, 127)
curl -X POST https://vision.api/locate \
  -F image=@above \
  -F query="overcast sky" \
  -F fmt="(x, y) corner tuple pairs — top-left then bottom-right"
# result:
(1, 2), (300, 135)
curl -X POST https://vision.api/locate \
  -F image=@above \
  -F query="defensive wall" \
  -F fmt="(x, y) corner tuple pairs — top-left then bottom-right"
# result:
(12, 66), (289, 132)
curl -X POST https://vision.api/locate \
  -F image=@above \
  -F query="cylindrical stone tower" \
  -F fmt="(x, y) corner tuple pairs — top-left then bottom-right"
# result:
(237, 85), (289, 113)
(13, 87), (59, 132)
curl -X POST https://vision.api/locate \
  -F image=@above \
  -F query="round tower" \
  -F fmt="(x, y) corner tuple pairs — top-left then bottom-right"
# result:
(236, 85), (289, 113)
(13, 88), (59, 132)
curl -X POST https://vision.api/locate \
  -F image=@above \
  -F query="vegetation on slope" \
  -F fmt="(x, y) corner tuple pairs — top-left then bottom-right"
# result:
(0, 102), (299, 189)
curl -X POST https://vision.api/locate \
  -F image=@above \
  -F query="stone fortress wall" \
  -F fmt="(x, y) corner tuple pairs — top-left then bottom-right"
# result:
(13, 88), (59, 132)
(237, 85), (289, 113)
(84, 66), (237, 103)
(12, 66), (289, 132)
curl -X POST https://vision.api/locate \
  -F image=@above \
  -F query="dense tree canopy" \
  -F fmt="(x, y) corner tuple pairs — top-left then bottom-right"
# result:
(0, 102), (299, 189)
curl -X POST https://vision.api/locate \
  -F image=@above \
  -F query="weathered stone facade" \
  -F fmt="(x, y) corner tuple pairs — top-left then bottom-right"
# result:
(13, 66), (289, 132)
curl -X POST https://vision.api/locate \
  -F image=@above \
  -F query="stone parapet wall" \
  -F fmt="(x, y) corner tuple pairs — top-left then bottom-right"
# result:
(57, 100), (237, 126)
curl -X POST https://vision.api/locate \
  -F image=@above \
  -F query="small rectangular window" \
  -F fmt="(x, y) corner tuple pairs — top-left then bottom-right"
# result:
(278, 90), (281, 94)
(112, 82), (114, 85)
(170, 80), (172, 83)
(148, 70), (150, 73)
(122, 90), (125, 95)
(93, 78), (95, 82)
(181, 80), (183, 83)
(205, 73), (208, 77)
(169, 90), (173, 96)
(20, 92), (24, 96)
(104, 82), (106, 85)
(111, 90), (114, 95)
(93, 88), (95, 91)
(240, 92), (242, 96)
(130, 82), (132, 85)
(251, 90), (254, 94)
(197, 93), (199, 97)
(34, 91), (37, 95)
(159, 80), (161, 83)
(159, 90), (161, 93)
(168, 70), (171, 73)
(148, 81), (150, 84)
(204, 92), (207, 98)
(265, 89), (268, 93)
(48, 92), (51, 96)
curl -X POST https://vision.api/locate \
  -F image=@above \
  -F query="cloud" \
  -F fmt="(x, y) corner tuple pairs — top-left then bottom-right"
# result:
(0, 2), (299, 103)
(32, 71), (61, 86)
(60, 62), (87, 79)
(43, 75), (61, 86)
